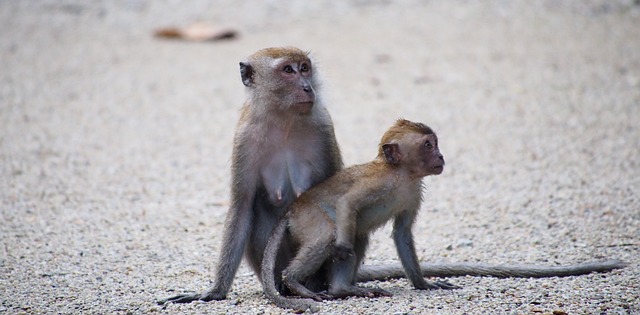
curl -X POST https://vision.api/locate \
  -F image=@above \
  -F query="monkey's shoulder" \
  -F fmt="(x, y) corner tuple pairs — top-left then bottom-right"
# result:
(314, 163), (385, 191)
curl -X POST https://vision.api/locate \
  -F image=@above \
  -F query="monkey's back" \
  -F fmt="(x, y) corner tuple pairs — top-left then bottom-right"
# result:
(286, 160), (422, 241)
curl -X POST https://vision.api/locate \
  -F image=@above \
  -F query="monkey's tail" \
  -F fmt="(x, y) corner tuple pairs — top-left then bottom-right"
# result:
(261, 218), (319, 313)
(356, 260), (628, 281)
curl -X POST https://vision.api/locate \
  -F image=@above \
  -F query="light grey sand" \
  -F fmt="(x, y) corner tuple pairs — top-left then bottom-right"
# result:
(1, 1), (639, 314)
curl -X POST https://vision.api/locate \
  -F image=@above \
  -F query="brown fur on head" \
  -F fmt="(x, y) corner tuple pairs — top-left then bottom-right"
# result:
(241, 47), (313, 88)
(248, 47), (311, 63)
(378, 119), (435, 157)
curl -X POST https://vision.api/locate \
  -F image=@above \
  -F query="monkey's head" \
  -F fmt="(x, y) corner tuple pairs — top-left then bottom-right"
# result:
(240, 47), (316, 115)
(379, 119), (445, 178)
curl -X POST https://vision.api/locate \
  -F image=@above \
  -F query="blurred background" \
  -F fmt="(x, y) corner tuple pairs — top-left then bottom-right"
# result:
(1, 1), (638, 314)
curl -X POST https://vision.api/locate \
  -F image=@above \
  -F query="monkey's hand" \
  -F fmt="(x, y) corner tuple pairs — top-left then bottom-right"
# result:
(414, 279), (460, 290)
(331, 244), (354, 261)
(157, 289), (226, 305)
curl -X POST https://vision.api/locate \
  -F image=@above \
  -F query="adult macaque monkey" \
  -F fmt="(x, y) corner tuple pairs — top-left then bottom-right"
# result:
(262, 120), (627, 312)
(160, 47), (342, 304)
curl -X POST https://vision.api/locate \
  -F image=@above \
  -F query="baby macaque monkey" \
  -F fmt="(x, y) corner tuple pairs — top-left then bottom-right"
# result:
(262, 119), (457, 312)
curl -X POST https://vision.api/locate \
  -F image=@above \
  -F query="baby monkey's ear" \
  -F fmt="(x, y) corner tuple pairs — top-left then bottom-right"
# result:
(382, 143), (401, 165)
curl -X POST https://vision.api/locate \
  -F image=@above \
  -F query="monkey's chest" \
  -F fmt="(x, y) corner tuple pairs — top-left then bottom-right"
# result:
(356, 187), (421, 233)
(260, 149), (317, 207)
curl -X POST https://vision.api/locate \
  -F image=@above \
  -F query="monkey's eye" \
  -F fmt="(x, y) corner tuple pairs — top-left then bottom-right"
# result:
(283, 65), (294, 73)
(424, 140), (432, 149)
(300, 63), (309, 72)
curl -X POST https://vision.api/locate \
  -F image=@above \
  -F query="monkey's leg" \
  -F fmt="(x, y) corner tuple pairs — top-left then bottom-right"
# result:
(283, 242), (333, 301)
(329, 237), (392, 299)
(352, 235), (370, 270)
(302, 268), (329, 293)
(391, 211), (460, 291)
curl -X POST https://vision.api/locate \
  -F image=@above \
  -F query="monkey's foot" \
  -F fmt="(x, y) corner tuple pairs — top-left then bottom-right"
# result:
(157, 289), (226, 305)
(330, 286), (392, 299)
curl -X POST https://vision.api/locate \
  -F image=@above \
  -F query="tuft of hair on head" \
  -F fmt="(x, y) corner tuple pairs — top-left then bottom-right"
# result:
(382, 118), (435, 141)
(378, 119), (435, 157)
(393, 119), (434, 135)
(250, 46), (311, 63)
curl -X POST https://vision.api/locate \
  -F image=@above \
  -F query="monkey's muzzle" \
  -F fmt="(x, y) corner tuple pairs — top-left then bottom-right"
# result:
(294, 102), (314, 115)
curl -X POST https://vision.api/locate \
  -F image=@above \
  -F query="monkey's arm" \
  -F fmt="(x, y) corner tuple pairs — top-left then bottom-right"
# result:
(318, 117), (344, 175)
(158, 194), (256, 304)
(159, 141), (258, 304)
(334, 197), (357, 256)
(205, 190), (256, 296)
(159, 192), (256, 304)
(334, 181), (382, 255)
(392, 210), (459, 290)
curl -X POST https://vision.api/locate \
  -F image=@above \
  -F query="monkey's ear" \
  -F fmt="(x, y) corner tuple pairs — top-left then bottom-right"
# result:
(382, 143), (401, 165)
(239, 62), (254, 87)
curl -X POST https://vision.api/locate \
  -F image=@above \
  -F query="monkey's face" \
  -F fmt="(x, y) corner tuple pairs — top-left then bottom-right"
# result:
(414, 133), (444, 177)
(241, 47), (318, 116)
(273, 59), (316, 115)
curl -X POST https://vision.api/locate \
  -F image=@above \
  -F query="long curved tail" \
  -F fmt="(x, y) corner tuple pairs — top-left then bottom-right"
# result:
(261, 218), (319, 312)
(356, 260), (628, 282)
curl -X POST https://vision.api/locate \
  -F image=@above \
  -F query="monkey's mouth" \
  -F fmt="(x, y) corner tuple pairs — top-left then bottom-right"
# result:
(294, 102), (314, 115)
(432, 165), (444, 173)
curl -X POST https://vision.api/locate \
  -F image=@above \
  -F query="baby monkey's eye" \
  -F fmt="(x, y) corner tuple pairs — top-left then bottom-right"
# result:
(283, 65), (294, 73)
(300, 63), (309, 72)
(425, 140), (432, 148)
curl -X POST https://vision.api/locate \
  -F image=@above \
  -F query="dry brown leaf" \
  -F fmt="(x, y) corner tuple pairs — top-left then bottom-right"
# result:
(154, 23), (237, 42)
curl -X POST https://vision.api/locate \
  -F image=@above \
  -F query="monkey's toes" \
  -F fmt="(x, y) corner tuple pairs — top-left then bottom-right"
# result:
(313, 291), (334, 301)
(332, 286), (392, 299)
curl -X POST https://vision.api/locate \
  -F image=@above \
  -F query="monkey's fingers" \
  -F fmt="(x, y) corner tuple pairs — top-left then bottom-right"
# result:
(368, 287), (393, 297)
(432, 280), (460, 290)
(157, 292), (204, 305)
(199, 289), (228, 301)
(158, 291), (225, 305)
(157, 293), (200, 304)
(313, 291), (334, 301)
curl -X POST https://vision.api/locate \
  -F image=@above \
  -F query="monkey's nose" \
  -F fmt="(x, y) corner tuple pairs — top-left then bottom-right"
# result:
(303, 85), (312, 93)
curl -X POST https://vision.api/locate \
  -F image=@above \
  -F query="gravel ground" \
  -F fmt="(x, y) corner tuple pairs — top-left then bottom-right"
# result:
(1, 1), (639, 314)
